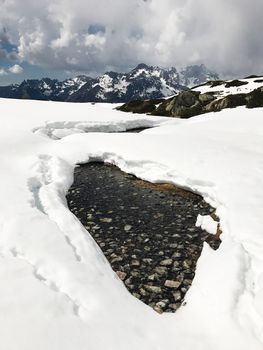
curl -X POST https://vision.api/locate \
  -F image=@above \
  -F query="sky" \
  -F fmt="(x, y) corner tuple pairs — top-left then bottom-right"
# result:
(0, 0), (263, 85)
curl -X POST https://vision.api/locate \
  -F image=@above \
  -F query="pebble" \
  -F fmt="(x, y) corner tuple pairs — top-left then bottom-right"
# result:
(131, 260), (140, 266)
(144, 285), (162, 294)
(164, 280), (181, 289)
(155, 266), (168, 275)
(100, 218), (113, 223)
(116, 271), (127, 280)
(160, 259), (173, 266)
(173, 291), (181, 301)
(124, 225), (132, 232)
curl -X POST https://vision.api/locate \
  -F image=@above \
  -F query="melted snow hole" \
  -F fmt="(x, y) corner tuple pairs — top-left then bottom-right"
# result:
(66, 162), (221, 313)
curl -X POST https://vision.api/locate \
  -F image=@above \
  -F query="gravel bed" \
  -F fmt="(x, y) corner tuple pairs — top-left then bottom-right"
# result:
(66, 162), (221, 313)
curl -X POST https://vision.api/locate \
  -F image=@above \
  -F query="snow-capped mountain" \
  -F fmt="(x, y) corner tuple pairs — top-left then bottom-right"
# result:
(0, 64), (219, 103)
(0, 76), (92, 101)
(179, 64), (219, 87)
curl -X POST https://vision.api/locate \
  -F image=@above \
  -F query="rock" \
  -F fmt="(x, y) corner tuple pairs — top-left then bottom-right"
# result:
(164, 280), (181, 288)
(160, 258), (173, 266)
(131, 270), (140, 277)
(133, 293), (141, 299)
(173, 291), (181, 302)
(99, 217), (112, 223)
(183, 279), (192, 286)
(204, 93), (246, 112)
(125, 277), (133, 286)
(209, 80), (225, 87)
(131, 259), (140, 266)
(172, 252), (181, 258)
(169, 303), (181, 311)
(153, 305), (163, 314)
(183, 260), (192, 269)
(116, 99), (164, 114)
(142, 258), (153, 264)
(172, 91), (203, 118)
(148, 274), (157, 281)
(139, 288), (148, 297)
(144, 285), (162, 293)
(155, 300), (169, 309)
(246, 88), (263, 108)
(111, 256), (123, 263)
(124, 224), (132, 232)
(155, 266), (168, 275)
(225, 79), (248, 88)
(116, 271), (127, 281)
(198, 92), (215, 104)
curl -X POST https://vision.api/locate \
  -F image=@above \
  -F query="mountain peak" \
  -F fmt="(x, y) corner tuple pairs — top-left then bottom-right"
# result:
(134, 63), (151, 70)
(0, 63), (219, 102)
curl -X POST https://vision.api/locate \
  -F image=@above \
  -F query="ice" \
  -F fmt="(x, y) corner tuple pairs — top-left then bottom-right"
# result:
(0, 97), (263, 349)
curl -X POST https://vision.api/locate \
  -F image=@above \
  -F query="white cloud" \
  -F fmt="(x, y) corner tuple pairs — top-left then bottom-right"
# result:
(8, 64), (23, 74)
(0, 0), (263, 77)
(0, 68), (7, 76)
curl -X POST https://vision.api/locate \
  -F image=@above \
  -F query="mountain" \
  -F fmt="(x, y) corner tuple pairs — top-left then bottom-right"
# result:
(0, 64), (219, 103)
(0, 76), (92, 101)
(117, 76), (263, 118)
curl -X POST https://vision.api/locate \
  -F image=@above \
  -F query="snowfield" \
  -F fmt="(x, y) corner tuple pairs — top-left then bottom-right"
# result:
(193, 76), (263, 97)
(0, 98), (263, 349)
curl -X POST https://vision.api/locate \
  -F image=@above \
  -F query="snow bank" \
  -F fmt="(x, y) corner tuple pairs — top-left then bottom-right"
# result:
(0, 98), (263, 349)
(193, 77), (263, 96)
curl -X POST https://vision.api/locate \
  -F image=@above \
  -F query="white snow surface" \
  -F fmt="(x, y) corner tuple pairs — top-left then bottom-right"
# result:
(196, 214), (218, 235)
(0, 98), (263, 349)
(193, 77), (263, 97)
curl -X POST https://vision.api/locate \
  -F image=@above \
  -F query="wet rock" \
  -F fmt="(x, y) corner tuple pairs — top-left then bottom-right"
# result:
(169, 303), (181, 311)
(116, 271), (127, 281)
(155, 266), (168, 275)
(173, 291), (181, 302)
(131, 259), (140, 266)
(144, 285), (162, 294)
(160, 259), (173, 266)
(164, 280), (181, 289)
(148, 274), (157, 281)
(156, 299), (169, 308)
(139, 288), (148, 297)
(100, 217), (113, 223)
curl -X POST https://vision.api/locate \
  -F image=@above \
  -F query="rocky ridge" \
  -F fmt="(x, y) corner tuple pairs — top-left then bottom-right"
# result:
(117, 76), (263, 117)
(0, 63), (218, 103)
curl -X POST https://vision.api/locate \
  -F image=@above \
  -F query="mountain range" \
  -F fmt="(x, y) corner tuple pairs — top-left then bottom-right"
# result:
(0, 63), (219, 103)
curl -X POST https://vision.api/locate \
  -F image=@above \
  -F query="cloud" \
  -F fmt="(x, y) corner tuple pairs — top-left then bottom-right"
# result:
(0, 0), (263, 77)
(8, 64), (23, 74)
(0, 64), (23, 75)
(0, 68), (7, 76)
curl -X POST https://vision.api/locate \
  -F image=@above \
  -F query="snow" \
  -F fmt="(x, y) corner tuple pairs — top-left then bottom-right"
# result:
(193, 77), (263, 97)
(132, 68), (148, 78)
(0, 97), (263, 349)
(113, 77), (130, 95)
(95, 74), (114, 91)
(196, 214), (218, 235)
